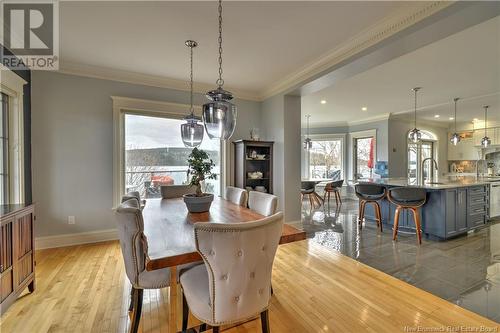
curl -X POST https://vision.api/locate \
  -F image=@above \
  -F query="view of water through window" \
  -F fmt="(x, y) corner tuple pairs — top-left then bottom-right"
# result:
(124, 114), (220, 198)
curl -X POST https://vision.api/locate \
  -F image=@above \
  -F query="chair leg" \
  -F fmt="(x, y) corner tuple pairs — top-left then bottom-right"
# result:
(359, 201), (366, 229)
(411, 208), (422, 245)
(375, 202), (383, 232)
(336, 190), (342, 206)
(393, 207), (401, 241)
(182, 292), (189, 332)
(199, 323), (207, 332)
(309, 195), (314, 209)
(128, 287), (135, 312)
(212, 327), (220, 333)
(129, 288), (143, 333)
(261, 309), (270, 333)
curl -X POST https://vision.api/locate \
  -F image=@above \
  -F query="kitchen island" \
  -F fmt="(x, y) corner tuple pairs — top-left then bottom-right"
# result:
(357, 177), (493, 240)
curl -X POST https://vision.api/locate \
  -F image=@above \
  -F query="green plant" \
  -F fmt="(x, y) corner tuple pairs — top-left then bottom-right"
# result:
(187, 147), (217, 196)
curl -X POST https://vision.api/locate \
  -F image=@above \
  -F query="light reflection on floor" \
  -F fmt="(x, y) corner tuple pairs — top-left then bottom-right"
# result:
(291, 196), (500, 323)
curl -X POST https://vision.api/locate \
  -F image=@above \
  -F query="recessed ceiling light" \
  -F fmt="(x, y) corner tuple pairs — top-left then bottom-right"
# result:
(320, 100), (327, 104)
(434, 115), (440, 118)
(361, 107), (368, 111)
(449, 117), (454, 120)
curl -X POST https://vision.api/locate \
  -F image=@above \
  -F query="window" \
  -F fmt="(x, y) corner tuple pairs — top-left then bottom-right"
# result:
(1, 93), (9, 205)
(124, 113), (221, 199)
(353, 136), (375, 179)
(407, 130), (436, 182)
(307, 138), (343, 180)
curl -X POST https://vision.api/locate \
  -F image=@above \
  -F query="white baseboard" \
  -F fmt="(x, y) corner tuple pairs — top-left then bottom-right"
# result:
(35, 229), (118, 250)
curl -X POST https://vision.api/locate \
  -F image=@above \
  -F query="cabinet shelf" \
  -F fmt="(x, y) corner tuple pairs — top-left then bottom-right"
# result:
(234, 140), (274, 195)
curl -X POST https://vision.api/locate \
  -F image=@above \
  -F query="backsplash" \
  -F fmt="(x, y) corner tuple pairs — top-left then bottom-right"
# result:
(447, 160), (476, 173)
(485, 151), (500, 175)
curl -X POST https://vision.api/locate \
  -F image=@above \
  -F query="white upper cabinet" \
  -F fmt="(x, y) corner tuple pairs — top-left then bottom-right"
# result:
(448, 131), (480, 160)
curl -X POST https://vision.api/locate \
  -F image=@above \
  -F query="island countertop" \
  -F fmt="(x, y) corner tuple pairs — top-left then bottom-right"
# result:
(357, 176), (497, 190)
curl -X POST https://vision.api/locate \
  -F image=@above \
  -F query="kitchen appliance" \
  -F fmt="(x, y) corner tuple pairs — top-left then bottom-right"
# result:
(490, 181), (500, 218)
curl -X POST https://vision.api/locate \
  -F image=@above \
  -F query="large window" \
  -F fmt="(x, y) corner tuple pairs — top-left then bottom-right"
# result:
(307, 138), (343, 180)
(124, 114), (221, 199)
(354, 136), (375, 179)
(407, 130), (436, 183)
(1, 93), (9, 205)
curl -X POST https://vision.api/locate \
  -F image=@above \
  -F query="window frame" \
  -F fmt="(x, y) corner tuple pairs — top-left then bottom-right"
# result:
(0, 65), (27, 205)
(112, 96), (224, 207)
(304, 134), (346, 181)
(407, 130), (437, 182)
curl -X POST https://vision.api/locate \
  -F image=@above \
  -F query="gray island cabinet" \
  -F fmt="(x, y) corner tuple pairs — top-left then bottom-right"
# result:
(358, 178), (490, 240)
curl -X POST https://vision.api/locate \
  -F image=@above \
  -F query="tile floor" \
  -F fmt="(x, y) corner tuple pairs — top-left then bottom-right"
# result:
(292, 193), (500, 323)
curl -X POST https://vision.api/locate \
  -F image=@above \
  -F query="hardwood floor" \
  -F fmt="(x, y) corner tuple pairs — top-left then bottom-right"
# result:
(1, 240), (498, 332)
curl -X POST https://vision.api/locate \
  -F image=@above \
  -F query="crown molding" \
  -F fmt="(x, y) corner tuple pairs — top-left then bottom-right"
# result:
(58, 61), (261, 101)
(261, 1), (453, 100)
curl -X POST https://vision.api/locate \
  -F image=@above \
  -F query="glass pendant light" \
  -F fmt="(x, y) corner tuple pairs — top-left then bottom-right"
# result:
(408, 87), (422, 143)
(450, 97), (460, 146)
(481, 105), (491, 148)
(181, 40), (204, 148)
(303, 115), (312, 150)
(202, 0), (237, 140)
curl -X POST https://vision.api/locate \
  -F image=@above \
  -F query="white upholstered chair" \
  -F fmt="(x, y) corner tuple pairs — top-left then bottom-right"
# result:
(160, 184), (196, 199)
(115, 199), (172, 333)
(121, 191), (146, 210)
(225, 186), (248, 206)
(248, 191), (278, 217)
(180, 212), (283, 333)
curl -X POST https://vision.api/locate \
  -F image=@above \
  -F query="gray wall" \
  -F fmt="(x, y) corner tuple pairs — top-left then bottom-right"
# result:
(32, 71), (260, 237)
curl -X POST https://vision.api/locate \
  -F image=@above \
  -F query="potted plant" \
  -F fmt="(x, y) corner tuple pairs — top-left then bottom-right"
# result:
(183, 147), (217, 213)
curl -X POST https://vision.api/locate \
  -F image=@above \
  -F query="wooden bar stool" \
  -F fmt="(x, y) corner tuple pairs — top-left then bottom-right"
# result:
(323, 180), (344, 207)
(301, 181), (321, 208)
(387, 187), (427, 245)
(354, 184), (386, 231)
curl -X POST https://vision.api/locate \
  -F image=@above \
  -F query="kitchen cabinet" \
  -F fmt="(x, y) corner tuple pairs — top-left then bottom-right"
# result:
(447, 132), (478, 160)
(472, 127), (500, 146)
(445, 188), (468, 236)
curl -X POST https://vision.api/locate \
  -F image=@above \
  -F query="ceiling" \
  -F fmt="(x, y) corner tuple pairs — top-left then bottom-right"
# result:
(58, 1), (414, 99)
(301, 15), (500, 127)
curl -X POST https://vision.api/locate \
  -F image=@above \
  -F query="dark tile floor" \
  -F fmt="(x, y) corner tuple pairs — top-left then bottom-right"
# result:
(291, 194), (500, 323)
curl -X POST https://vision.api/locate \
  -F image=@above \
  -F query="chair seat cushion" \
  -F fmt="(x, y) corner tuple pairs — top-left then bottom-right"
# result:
(180, 264), (212, 323)
(301, 188), (314, 194)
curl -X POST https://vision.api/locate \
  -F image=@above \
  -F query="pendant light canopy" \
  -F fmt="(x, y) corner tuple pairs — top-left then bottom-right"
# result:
(181, 40), (204, 148)
(481, 105), (491, 148)
(202, 0), (237, 140)
(408, 87), (422, 143)
(450, 97), (460, 146)
(304, 115), (312, 150)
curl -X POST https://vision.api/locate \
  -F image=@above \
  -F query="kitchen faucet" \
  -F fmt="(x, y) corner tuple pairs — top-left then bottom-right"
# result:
(421, 158), (438, 184)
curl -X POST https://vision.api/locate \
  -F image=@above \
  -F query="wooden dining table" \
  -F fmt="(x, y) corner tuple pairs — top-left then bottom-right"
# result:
(142, 197), (306, 332)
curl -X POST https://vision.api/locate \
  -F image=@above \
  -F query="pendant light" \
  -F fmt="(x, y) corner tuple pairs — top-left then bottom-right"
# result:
(481, 105), (491, 148)
(180, 40), (204, 148)
(408, 87), (422, 143)
(450, 97), (460, 146)
(202, 0), (237, 140)
(303, 115), (312, 150)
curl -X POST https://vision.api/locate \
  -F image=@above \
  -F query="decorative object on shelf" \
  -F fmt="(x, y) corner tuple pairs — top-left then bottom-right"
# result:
(180, 40), (204, 148)
(408, 87), (422, 143)
(450, 97), (460, 146)
(202, 0), (237, 140)
(183, 148), (217, 213)
(304, 114), (312, 150)
(250, 150), (257, 159)
(250, 128), (260, 141)
(255, 186), (267, 193)
(233, 140), (274, 194)
(481, 105), (491, 148)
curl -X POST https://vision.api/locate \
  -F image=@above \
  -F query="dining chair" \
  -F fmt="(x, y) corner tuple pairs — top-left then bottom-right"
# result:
(122, 191), (146, 210)
(323, 180), (344, 206)
(225, 186), (248, 206)
(160, 184), (196, 199)
(114, 198), (173, 333)
(248, 191), (278, 216)
(180, 212), (284, 333)
(301, 181), (320, 208)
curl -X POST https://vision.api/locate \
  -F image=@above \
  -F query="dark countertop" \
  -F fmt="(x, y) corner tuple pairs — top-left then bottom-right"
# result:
(357, 176), (495, 190)
(1, 203), (32, 217)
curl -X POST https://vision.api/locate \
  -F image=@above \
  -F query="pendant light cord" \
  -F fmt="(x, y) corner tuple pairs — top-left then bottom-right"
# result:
(216, 0), (224, 88)
(190, 44), (194, 115)
(414, 89), (417, 128)
(454, 98), (458, 132)
(484, 106), (488, 136)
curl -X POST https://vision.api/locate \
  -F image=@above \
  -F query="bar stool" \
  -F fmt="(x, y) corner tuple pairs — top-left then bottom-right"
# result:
(323, 180), (344, 206)
(387, 187), (427, 245)
(354, 184), (386, 231)
(301, 181), (321, 208)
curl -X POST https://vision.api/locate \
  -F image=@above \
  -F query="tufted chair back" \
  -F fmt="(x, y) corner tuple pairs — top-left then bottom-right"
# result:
(248, 191), (278, 217)
(225, 186), (248, 207)
(160, 184), (196, 199)
(194, 212), (283, 325)
(114, 199), (148, 286)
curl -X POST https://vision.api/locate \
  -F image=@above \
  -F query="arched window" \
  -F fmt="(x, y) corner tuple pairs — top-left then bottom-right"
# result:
(407, 130), (437, 182)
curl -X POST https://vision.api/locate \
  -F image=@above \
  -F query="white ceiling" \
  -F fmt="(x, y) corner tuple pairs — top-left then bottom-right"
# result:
(58, 1), (412, 98)
(301, 15), (500, 127)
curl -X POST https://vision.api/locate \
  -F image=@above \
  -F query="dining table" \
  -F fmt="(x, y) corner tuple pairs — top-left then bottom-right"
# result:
(142, 196), (307, 332)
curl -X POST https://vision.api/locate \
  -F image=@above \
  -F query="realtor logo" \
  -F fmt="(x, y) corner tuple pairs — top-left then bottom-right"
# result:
(1, 1), (59, 70)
